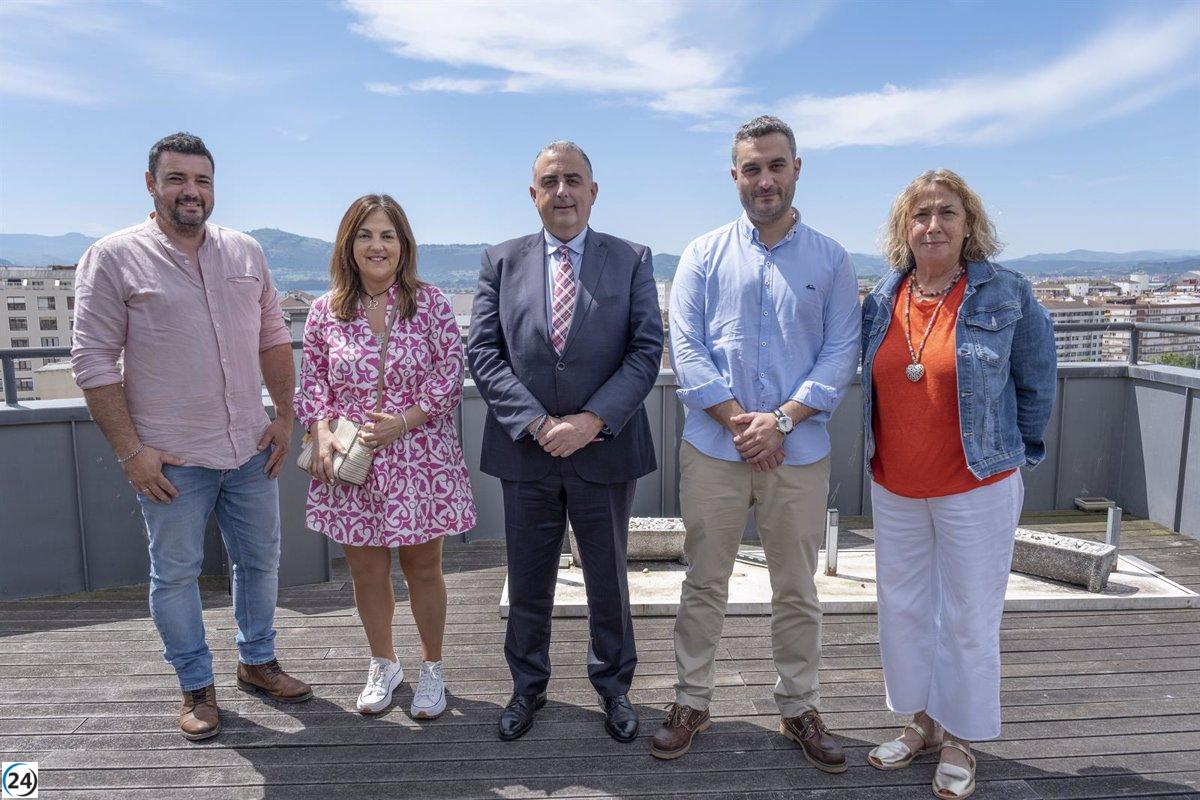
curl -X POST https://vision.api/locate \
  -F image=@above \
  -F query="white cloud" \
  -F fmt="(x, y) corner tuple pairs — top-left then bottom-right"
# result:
(364, 81), (404, 96)
(780, 8), (1200, 149)
(346, 1), (1199, 150)
(0, 0), (282, 106)
(275, 128), (311, 143)
(344, 0), (827, 116)
(409, 77), (507, 94)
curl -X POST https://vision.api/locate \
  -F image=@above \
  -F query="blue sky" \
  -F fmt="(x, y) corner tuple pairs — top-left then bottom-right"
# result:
(1, 0), (1198, 258)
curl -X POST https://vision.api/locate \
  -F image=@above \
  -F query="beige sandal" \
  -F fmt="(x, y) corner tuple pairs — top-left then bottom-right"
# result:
(932, 740), (976, 799)
(867, 720), (942, 770)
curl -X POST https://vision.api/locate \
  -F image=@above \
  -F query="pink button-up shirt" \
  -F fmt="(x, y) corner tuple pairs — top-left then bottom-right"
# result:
(71, 216), (292, 469)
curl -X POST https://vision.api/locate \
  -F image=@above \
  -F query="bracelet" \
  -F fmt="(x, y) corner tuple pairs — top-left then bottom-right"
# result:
(400, 412), (410, 438)
(116, 444), (145, 464)
(532, 414), (550, 439)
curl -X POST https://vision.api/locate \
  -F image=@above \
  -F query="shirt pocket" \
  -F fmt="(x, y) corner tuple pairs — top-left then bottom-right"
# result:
(224, 275), (263, 335)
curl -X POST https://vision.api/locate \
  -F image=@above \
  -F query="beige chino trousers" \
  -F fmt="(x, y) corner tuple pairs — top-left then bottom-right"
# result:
(673, 440), (830, 717)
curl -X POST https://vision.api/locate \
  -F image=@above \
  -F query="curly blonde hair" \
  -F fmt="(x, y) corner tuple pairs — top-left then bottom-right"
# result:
(881, 169), (1002, 270)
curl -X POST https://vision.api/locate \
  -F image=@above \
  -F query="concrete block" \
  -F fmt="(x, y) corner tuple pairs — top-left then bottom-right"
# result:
(500, 549), (1200, 618)
(1011, 528), (1117, 592)
(1074, 496), (1115, 512)
(568, 517), (686, 564)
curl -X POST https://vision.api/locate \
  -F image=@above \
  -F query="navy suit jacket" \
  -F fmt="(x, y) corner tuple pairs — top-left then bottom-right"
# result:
(467, 229), (664, 483)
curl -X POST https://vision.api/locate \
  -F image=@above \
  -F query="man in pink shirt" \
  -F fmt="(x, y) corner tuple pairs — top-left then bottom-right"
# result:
(71, 132), (312, 741)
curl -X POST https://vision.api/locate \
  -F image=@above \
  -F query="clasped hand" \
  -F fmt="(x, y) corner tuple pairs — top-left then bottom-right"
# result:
(358, 410), (406, 450)
(731, 411), (785, 471)
(307, 411), (406, 485)
(536, 412), (603, 458)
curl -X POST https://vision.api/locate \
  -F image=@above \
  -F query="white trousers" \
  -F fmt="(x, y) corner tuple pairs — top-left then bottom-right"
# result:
(871, 472), (1023, 741)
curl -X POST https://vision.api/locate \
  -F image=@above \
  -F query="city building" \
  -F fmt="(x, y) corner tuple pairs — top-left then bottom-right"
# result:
(32, 360), (79, 400)
(1, 265), (76, 401)
(1041, 299), (1107, 362)
(1104, 296), (1200, 363)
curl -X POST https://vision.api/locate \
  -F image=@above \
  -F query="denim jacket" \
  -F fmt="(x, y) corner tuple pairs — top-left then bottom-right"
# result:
(860, 260), (1057, 480)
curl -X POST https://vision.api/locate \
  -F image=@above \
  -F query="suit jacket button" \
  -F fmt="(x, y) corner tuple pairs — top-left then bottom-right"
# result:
(556, 362), (565, 371)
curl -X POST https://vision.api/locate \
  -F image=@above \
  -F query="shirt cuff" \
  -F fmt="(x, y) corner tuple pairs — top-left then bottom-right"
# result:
(676, 377), (734, 411)
(259, 326), (293, 351)
(791, 380), (838, 413)
(73, 365), (123, 391)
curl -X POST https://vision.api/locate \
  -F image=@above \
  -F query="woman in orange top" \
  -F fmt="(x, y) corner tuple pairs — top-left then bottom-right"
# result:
(859, 170), (1056, 799)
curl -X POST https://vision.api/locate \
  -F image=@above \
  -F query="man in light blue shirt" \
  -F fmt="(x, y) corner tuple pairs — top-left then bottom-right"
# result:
(651, 117), (859, 771)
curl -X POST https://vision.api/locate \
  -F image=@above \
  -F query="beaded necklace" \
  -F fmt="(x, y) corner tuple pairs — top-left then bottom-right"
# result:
(901, 266), (965, 382)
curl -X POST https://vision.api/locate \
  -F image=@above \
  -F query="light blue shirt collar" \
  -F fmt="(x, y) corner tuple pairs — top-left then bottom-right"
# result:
(544, 227), (587, 256)
(736, 209), (801, 249)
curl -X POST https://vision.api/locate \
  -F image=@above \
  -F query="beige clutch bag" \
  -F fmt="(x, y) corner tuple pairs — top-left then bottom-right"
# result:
(297, 418), (374, 486)
(296, 292), (400, 487)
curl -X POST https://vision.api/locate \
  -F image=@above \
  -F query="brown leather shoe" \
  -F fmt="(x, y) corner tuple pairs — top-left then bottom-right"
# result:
(650, 702), (711, 760)
(780, 709), (847, 773)
(180, 684), (220, 741)
(236, 659), (313, 703)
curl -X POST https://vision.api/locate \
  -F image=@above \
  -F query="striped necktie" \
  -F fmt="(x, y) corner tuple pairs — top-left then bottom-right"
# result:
(550, 244), (576, 354)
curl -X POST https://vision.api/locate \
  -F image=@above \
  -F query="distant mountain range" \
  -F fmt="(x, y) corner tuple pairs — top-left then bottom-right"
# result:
(2, 230), (1197, 291)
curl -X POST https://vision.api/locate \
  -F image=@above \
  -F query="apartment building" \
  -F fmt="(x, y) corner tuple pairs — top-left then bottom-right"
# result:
(1, 266), (76, 401)
(1104, 296), (1200, 362)
(1041, 299), (1106, 362)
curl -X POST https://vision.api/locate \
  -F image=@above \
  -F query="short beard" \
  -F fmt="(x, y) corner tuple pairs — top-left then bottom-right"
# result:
(740, 187), (794, 227)
(168, 207), (206, 232)
(155, 196), (210, 235)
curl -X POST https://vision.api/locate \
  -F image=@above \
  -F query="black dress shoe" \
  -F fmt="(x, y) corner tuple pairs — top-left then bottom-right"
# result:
(602, 694), (639, 742)
(498, 692), (546, 741)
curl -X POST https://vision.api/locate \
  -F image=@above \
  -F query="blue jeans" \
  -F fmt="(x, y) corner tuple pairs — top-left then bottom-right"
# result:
(137, 449), (281, 691)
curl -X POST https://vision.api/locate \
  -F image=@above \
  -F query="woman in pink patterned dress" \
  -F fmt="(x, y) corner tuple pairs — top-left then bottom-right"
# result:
(295, 194), (476, 719)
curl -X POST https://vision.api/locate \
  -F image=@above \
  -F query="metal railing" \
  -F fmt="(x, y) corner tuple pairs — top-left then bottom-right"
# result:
(1, 341), (304, 406)
(3, 322), (1200, 406)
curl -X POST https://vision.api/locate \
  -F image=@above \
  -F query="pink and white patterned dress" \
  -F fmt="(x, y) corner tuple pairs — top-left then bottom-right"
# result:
(294, 284), (477, 546)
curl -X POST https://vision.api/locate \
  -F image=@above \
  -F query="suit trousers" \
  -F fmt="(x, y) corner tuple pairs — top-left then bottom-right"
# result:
(502, 463), (637, 698)
(673, 441), (829, 717)
(871, 472), (1024, 741)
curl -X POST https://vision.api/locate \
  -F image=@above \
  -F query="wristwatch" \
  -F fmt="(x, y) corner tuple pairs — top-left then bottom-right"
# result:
(773, 408), (795, 435)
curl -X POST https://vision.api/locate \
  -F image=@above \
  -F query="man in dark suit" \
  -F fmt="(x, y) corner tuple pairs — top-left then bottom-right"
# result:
(468, 140), (664, 742)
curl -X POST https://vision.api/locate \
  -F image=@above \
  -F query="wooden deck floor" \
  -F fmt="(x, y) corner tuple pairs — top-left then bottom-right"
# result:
(2, 511), (1199, 799)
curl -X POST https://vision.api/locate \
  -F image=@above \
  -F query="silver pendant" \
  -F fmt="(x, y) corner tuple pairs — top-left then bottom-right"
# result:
(905, 363), (925, 382)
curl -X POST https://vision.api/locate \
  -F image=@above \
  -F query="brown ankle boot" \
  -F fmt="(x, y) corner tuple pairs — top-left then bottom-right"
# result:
(780, 709), (847, 773)
(180, 684), (220, 741)
(236, 659), (313, 703)
(650, 702), (711, 760)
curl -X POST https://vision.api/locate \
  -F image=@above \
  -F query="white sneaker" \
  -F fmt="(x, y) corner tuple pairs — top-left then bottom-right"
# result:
(410, 660), (446, 719)
(356, 656), (403, 714)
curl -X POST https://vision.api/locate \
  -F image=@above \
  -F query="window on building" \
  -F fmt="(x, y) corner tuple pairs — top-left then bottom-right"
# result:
(39, 318), (58, 331)
(9, 317), (28, 331)
(14, 360), (31, 371)
(17, 378), (33, 392)
(11, 338), (28, 348)
(5, 297), (25, 311)
(41, 336), (60, 348)
(67, 296), (75, 310)
(29, 281), (44, 288)
(37, 296), (56, 310)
